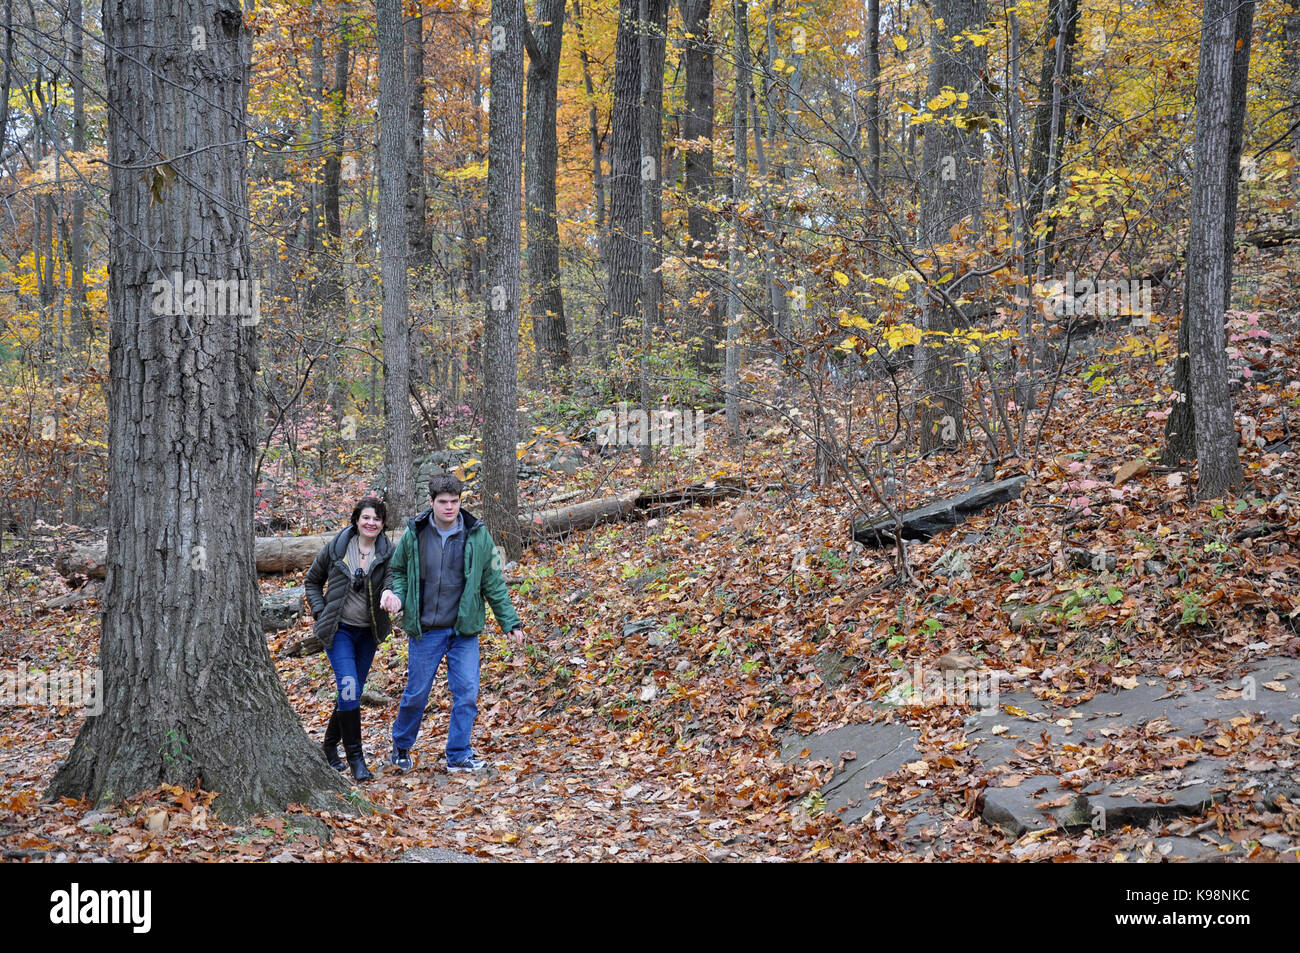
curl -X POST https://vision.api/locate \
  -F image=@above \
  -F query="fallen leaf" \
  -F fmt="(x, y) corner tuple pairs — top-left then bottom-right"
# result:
(1114, 458), (1151, 486)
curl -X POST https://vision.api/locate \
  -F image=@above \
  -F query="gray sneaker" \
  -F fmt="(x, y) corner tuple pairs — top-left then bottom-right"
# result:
(446, 753), (486, 773)
(390, 746), (413, 773)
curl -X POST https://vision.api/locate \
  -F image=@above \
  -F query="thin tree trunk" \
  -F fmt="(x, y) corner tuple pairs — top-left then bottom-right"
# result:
(639, 0), (667, 463)
(406, 10), (429, 271)
(524, 0), (570, 374)
(378, 0), (414, 522)
(1164, 0), (1254, 467)
(917, 0), (987, 454)
(1182, 0), (1250, 497)
(725, 0), (748, 444)
(483, 0), (525, 560)
(681, 0), (718, 365)
(69, 0), (88, 349)
(1026, 0), (1078, 278)
(47, 0), (347, 818)
(608, 0), (643, 350)
(318, 6), (350, 424)
(1284, 7), (1300, 218)
(0, 0), (10, 163)
(866, 0), (880, 189)
(572, 0), (605, 233)
(308, 6), (324, 257)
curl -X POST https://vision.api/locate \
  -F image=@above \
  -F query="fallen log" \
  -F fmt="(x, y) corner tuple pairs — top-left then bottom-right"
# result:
(853, 475), (1029, 547)
(57, 531), (400, 580)
(43, 579), (105, 611)
(59, 479), (749, 578)
(521, 491), (642, 540)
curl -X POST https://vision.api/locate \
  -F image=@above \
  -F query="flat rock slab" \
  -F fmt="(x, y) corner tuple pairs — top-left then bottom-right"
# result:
(1148, 836), (1236, 863)
(854, 476), (1029, 547)
(781, 720), (918, 824)
(397, 847), (493, 863)
(781, 658), (1300, 836)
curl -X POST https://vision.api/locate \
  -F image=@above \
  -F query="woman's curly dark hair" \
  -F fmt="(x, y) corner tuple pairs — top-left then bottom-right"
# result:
(349, 495), (388, 530)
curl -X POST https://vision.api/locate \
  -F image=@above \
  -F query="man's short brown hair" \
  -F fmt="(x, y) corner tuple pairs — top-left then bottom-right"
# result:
(428, 474), (464, 500)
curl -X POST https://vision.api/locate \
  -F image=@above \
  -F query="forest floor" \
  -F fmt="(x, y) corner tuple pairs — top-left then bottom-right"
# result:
(3, 284), (1300, 862)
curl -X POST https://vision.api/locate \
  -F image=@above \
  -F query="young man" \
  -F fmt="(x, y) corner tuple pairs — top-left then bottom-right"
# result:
(380, 475), (523, 773)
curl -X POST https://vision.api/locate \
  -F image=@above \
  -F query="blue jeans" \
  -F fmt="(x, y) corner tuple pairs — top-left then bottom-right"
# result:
(324, 624), (376, 712)
(391, 628), (480, 762)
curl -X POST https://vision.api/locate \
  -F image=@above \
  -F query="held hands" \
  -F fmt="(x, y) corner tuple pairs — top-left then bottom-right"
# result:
(380, 590), (402, 614)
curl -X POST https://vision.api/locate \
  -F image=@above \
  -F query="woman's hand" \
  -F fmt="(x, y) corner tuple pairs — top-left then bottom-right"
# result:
(380, 589), (402, 614)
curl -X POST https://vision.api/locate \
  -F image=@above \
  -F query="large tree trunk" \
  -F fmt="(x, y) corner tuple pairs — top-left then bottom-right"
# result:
(680, 0), (718, 365)
(378, 0), (414, 522)
(47, 0), (348, 819)
(524, 0), (570, 374)
(918, 0), (988, 453)
(607, 0), (643, 349)
(483, 0), (525, 560)
(1163, 0), (1253, 468)
(1184, 0), (1250, 497)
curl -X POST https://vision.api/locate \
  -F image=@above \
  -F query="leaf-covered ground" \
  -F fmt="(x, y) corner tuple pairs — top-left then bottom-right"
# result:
(3, 294), (1299, 862)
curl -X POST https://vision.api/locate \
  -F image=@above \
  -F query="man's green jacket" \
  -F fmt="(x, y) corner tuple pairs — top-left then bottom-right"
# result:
(389, 507), (521, 639)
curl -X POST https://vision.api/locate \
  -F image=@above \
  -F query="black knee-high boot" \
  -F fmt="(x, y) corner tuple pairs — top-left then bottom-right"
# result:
(322, 708), (345, 771)
(339, 708), (372, 781)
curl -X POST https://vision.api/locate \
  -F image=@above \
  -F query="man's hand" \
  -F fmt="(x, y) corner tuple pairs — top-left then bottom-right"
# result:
(380, 589), (402, 614)
(508, 628), (525, 645)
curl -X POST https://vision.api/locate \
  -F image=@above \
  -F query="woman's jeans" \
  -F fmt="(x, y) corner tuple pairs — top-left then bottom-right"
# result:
(391, 628), (480, 763)
(324, 624), (377, 712)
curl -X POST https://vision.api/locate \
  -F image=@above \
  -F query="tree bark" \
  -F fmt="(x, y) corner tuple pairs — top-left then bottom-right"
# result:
(68, 0), (89, 349)
(1285, 6), (1300, 216)
(1163, 0), (1254, 468)
(47, 0), (348, 819)
(1183, 0), (1250, 497)
(572, 0), (605, 234)
(725, 0), (748, 444)
(483, 0), (525, 560)
(1025, 0), (1078, 276)
(378, 0), (414, 522)
(608, 0), (643, 349)
(680, 0), (718, 365)
(639, 0), (667, 462)
(865, 0), (881, 189)
(524, 0), (570, 374)
(406, 10), (429, 271)
(918, 0), (987, 453)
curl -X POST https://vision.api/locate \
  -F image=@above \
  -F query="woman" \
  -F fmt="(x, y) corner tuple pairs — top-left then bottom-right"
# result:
(304, 495), (394, 781)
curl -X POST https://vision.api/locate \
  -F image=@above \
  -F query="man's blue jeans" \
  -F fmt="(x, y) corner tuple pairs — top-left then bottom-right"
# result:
(391, 628), (480, 762)
(324, 624), (376, 712)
